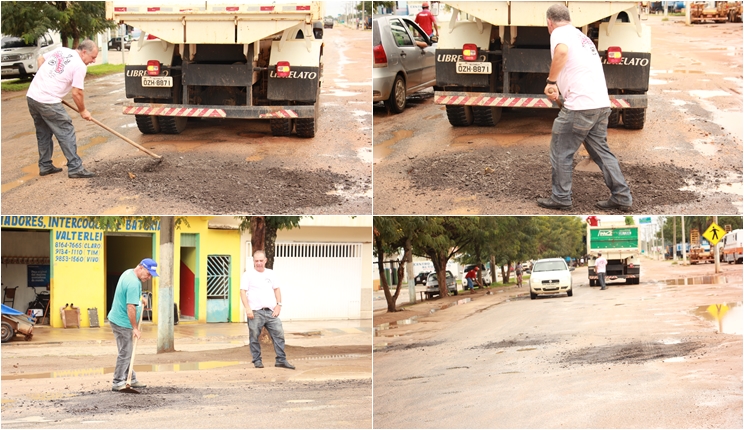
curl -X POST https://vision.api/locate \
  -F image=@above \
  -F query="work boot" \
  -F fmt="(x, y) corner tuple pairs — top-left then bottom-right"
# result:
(130, 380), (147, 388)
(68, 168), (96, 179)
(596, 200), (632, 212)
(537, 198), (572, 211)
(254, 361), (264, 368)
(275, 361), (295, 370)
(39, 166), (63, 176)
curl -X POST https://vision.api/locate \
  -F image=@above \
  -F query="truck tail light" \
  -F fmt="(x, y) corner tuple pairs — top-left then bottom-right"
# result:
(628, 263), (634, 269)
(146, 34), (160, 40)
(373, 44), (387, 66)
(462, 44), (478, 61)
(275, 61), (290, 78)
(607, 46), (622, 64)
(146, 60), (161, 76)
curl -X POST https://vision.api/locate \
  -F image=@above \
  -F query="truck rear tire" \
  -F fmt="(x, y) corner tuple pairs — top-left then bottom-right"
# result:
(385, 75), (406, 114)
(446, 105), (474, 126)
(270, 119), (293, 136)
(623, 108), (646, 129)
(473, 106), (502, 126)
(135, 115), (160, 134)
(608, 109), (621, 128)
(296, 118), (316, 138)
(589, 279), (596, 287)
(160, 116), (188, 134)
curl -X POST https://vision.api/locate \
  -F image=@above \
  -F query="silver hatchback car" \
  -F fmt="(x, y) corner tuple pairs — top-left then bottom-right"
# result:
(373, 15), (437, 113)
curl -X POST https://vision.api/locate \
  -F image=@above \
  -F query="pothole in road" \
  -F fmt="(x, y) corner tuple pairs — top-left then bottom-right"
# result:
(692, 303), (743, 335)
(473, 337), (554, 351)
(561, 341), (705, 365)
(377, 340), (444, 353)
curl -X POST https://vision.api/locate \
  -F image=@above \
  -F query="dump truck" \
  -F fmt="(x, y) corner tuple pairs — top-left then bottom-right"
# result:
(690, 1), (729, 23)
(105, 2), (324, 137)
(434, 1), (651, 129)
(689, 228), (714, 264)
(587, 223), (641, 285)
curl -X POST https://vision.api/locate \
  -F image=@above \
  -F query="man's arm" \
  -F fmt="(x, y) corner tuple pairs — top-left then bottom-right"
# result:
(545, 43), (568, 101)
(37, 55), (45, 70)
(240, 289), (254, 320)
(272, 288), (282, 317)
(127, 303), (141, 339)
(71, 87), (92, 121)
(432, 16), (439, 36)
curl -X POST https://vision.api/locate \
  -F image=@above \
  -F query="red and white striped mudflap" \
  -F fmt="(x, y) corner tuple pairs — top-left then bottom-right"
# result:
(123, 106), (227, 118)
(258, 110), (299, 119)
(435, 95), (554, 108)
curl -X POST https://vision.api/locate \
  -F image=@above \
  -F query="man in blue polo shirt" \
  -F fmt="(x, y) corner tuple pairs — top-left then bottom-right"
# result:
(107, 258), (158, 391)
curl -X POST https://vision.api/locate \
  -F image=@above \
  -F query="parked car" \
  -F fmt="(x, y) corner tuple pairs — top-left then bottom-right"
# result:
(324, 17), (334, 29)
(461, 264), (492, 288)
(108, 37), (131, 51)
(373, 15), (436, 113)
(414, 271), (431, 285)
(529, 258), (574, 300)
(424, 270), (457, 298)
(1, 31), (61, 79)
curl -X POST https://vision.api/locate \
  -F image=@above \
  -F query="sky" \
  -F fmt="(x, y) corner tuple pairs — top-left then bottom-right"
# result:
(325, 1), (354, 17)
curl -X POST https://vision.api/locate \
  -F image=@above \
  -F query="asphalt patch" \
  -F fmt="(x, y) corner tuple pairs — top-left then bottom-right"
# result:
(473, 337), (553, 350)
(88, 157), (356, 213)
(406, 147), (711, 213)
(561, 341), (704, 365)
(379, 340), (444, 353)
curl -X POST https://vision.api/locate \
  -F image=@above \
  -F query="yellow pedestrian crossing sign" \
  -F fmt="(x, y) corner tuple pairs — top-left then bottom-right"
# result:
(703, 223), (724, 246)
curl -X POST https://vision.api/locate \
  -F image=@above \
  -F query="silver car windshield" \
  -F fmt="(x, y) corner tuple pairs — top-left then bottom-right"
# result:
(532, 261), (567, 272)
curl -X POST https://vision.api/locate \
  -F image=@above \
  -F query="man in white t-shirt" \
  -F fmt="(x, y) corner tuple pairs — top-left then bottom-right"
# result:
(536, 4), (632, 212)
(595, 252), (608, 290)
(26, 39), (98, 178)
(240, 250), (295, 370)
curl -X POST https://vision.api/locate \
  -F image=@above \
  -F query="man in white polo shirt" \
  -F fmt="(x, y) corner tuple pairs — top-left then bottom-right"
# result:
(240, 250), (295, 370)
(537, 4), (633, 212)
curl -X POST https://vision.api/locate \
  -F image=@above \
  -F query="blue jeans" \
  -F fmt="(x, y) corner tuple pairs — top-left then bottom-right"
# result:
(598, 272), (607, 289)
(111, 322), (138, 385)
(248, 309), (288, 365)
(27, 97), (84, 173)
(549, 107), (632, 206)
(466, 278), (474, 290)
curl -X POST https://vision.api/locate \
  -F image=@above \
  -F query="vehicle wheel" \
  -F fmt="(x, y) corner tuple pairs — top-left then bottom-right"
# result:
(589, 279), (595, 287)
(623, 108), (646, 129)
(297, 85), (320, 138)
(270, 119), (293, 136)
(135, 115), (160, 134)
(160, 116), (188, 134)
(567, 288), (573, 297)
(530, 291), (537, 300)
(473, 106), (502, 126)
(737, 257), (743, 264)
(445, 105), (474, 126)
(608, 108), (621, 128)
(385, 75), (406, 114)
(1, 322), (14, 343)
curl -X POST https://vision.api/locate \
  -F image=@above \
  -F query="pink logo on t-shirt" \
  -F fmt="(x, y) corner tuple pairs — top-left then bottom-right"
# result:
(47, 50), (73, 76)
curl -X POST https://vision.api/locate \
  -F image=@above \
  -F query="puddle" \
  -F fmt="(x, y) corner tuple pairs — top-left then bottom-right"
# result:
(664, 276), (728, 285)
(649, 78), (668, 85)
(692, 303), (742, 335)
(680, 177), (743, 198)
(374, 316), (420, 336)
(1, 361), (244, 381)
(451, 133), (536, 147)
(691, 137), (720, 156)
(373, 129), (413, 163)
(663, 357), (686, 363)
(517, 348), (537, 352)
(689, 90), (731, 99)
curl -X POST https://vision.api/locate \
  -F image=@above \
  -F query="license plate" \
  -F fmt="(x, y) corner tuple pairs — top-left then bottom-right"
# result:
(142, 76), (173, 87)
(456, 61), (491, 74)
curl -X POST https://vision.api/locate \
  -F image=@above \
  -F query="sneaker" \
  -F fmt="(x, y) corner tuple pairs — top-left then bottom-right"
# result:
(536, 197), (572, 211)
(595, 200), (631, 212)
(130, 381), (147, 388)
(112, 383), (127, 392)
(39, 166), (63, 176)
(68, 168), (96, 179)
(275, 362), (296, 370)
(254, 361), (264, 368)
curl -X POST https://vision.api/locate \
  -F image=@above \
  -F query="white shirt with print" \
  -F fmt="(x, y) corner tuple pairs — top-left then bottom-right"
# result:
(240, 268), (280, 311)
(27, 47), (87, 104)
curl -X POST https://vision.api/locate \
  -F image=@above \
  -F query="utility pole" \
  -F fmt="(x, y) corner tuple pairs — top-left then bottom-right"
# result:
(714, 216), (721, 274)
(673, 217), (678, 262)
(681, 217), (687, 265)
(661, 216), (665, 261)
(405, 239), (416, 304)
(157, 216), (175, 353)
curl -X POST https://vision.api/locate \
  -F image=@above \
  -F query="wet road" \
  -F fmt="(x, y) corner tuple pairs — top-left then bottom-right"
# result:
(373, 259), (743, 428)
(1, 26), (372, 215)
(373, 16), (743, 215)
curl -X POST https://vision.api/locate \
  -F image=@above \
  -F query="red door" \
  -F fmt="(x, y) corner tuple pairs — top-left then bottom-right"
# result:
(179, 261), (195, 318)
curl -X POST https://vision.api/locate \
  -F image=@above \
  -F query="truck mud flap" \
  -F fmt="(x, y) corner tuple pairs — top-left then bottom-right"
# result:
(435, 91), (647, 109)
(435, 49), (489, 88)
(602, 52), (651, 92)
(123, 103), (316, 119)
(268, 66), (319, 102)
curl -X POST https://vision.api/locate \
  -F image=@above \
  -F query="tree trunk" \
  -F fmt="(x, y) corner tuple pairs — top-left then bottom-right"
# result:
(157, 216), (175, 353)
(250, 216), (266, 256)
(376, 235), (401, 312)
(429, 253), (450, 298)
(489, 255), (497, 286)
(265, 222), (278, 270)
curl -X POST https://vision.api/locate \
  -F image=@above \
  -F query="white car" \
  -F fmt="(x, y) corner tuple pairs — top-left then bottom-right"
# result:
(1, 31), (61, 79)
(424, 270), (457, 298)
(529, 258), (573, 300)
(461, 264), (492, 288)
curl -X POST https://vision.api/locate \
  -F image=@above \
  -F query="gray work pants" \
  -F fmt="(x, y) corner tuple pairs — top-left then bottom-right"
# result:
(111, 321), (138, 385)
(247, 309), (288, 365)
(27, 97), (84, 173)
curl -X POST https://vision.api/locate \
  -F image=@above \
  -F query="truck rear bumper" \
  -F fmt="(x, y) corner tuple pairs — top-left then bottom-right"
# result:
(434, 92), (647, 109)
(123, 103), (316, 119)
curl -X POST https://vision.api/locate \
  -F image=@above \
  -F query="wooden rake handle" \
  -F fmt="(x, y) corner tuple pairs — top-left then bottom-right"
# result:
(61, 99), (162, 159)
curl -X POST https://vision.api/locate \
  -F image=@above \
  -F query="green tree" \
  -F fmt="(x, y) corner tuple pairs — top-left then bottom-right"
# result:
(1, 1), (115, 48)
(625, 216), (635, 225)
(237, 217), (303, 269)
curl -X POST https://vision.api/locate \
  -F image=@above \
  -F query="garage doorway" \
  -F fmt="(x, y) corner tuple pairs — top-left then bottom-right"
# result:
(105, 234), (155, 317)
(1, 229), (51, 323)
(179, 233), (198, 321)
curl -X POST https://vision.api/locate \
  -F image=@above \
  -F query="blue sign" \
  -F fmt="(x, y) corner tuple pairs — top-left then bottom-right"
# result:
(639, 217), (652, 224)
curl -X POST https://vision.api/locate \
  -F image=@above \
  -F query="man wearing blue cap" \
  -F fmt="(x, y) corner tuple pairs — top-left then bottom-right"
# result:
(108, 258), (158, 391)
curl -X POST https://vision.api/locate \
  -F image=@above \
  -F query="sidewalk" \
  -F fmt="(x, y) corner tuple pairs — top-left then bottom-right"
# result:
(2, 319), (372, 357)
